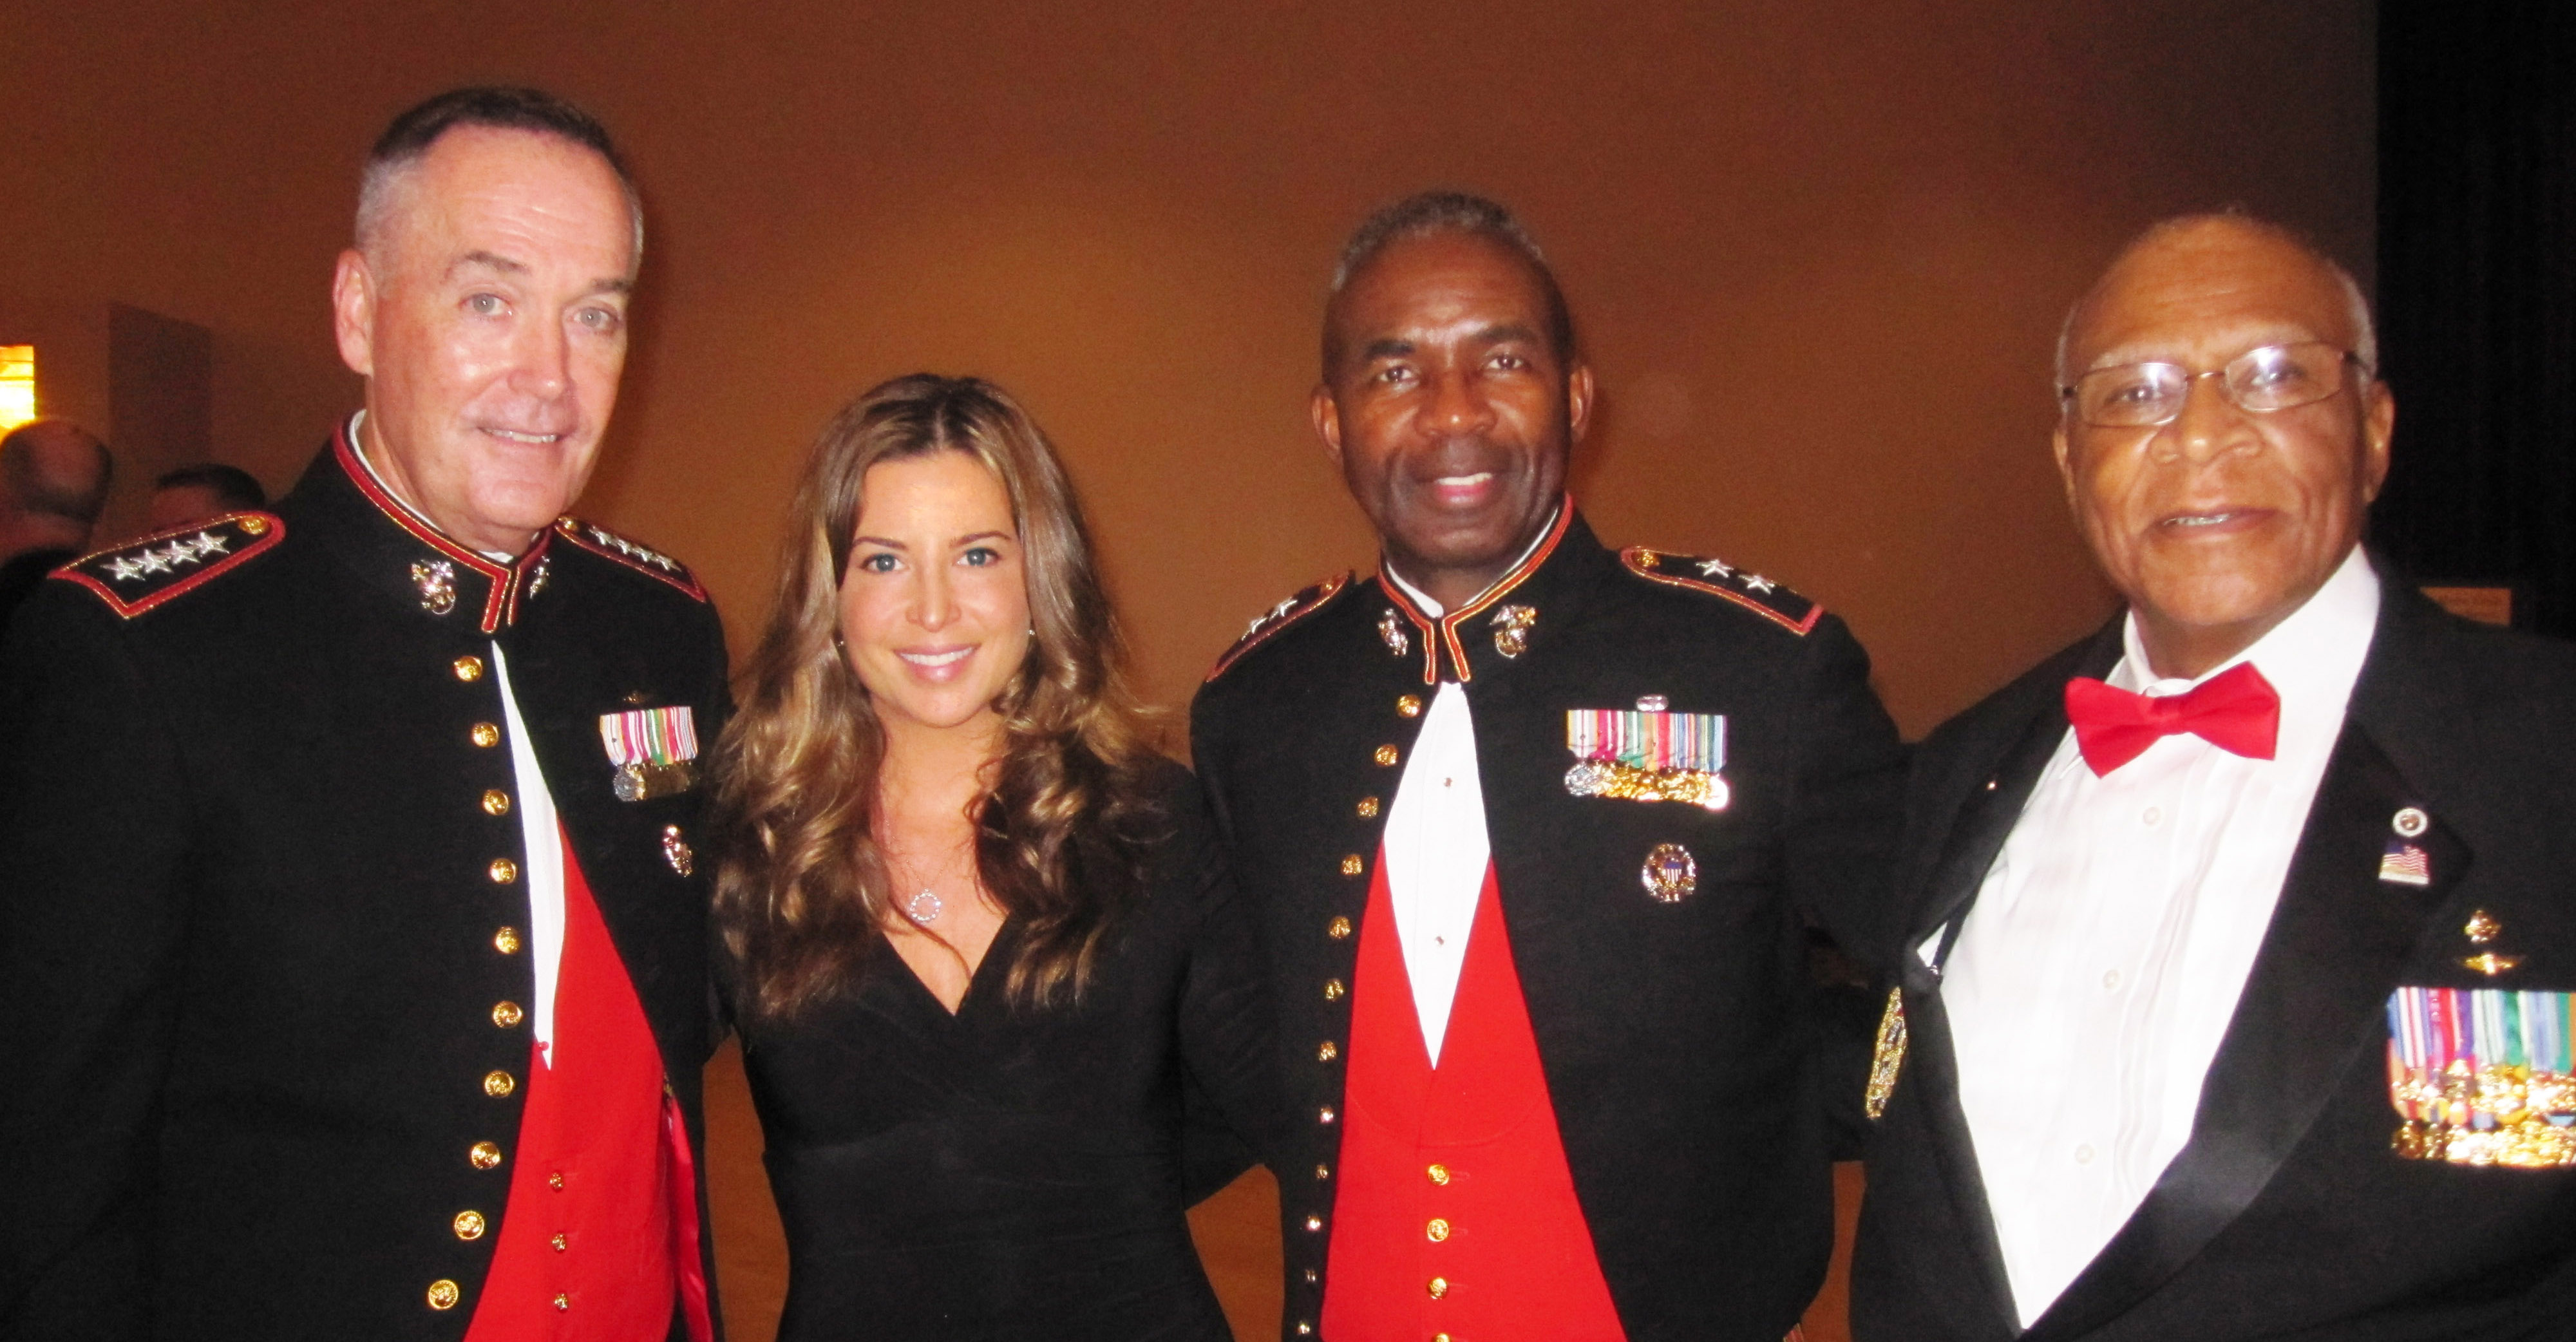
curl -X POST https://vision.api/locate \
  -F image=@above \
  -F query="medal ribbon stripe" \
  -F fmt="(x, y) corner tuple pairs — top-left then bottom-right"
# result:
(1566, 709), (1725, 771)
(600, 706), (699, 768)
(2387, 986), (2576, 1166)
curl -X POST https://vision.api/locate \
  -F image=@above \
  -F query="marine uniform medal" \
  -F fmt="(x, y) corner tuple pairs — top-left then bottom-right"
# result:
(600, 704), (699, 801)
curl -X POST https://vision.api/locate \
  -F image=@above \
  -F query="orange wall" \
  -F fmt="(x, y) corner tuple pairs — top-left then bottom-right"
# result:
(4, 1), (2373, 735)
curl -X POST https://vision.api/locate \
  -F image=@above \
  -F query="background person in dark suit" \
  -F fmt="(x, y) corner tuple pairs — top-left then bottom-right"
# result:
(1853, 214), (2576, 1341)
(1193, 192), (1904, 1342)
(0, 88), (727, 1339)
(0, 419), (110, 630)
(146, 461), (268, 531)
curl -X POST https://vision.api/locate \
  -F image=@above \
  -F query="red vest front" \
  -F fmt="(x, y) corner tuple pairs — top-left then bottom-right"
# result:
(465, 828), (712, 1341)
(1321, 854), (1626, 1341)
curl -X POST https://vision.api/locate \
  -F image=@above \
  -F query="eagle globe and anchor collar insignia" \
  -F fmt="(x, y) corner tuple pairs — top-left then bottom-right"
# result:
(57, 512), (285, 618)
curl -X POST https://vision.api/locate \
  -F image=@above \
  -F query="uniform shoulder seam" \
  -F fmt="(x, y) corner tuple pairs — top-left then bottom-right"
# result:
(1619, 545), (1822, 635)
(52, 512), (286, 619)
(1204, 573), (1353, 682)
(553, 516), (708, 601)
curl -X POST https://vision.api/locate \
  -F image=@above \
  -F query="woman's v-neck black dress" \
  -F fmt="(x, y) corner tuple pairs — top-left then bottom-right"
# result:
(735, 766), (1280, 1341)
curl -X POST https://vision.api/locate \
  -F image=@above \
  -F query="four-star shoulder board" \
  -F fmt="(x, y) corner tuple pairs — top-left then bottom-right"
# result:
(55, 512), (285, 619)
(554, 516), (708, 601)
(1620, 546), (1821, 635)
(1205, 572), (1351, 681)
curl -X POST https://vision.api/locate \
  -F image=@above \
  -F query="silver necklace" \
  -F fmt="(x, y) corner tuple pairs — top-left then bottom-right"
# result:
(905, 885), (945, 924)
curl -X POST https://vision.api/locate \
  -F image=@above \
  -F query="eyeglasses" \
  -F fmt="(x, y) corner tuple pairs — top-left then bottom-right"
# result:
(2060, 342), (2369, 428)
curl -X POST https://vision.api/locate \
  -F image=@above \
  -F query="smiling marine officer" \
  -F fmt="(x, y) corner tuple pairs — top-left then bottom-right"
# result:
(1191, 191), (1906, 1342)
(0, 88), (726, 1339)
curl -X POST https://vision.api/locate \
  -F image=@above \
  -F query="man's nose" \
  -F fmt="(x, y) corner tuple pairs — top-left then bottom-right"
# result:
(2158, 373), (2260, 466)
(1421, 366), (1495, 437)
(506, 313), (574, 401)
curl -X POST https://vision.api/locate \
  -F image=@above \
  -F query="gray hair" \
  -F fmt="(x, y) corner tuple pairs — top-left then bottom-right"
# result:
(355, 86), (643, 263)
(2055, 213), (2376, 388)
(1326, 190), (1575, 372)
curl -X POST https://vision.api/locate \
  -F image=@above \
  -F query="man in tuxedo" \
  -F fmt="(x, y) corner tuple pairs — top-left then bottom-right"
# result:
(1194, 191), (1904, 1341)
(1852, 214), (2576, 1340)
(0, 88), (725, 1339)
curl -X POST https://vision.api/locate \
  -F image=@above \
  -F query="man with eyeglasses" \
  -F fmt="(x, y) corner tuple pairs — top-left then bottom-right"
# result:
(1850, 213), (2576, 1341)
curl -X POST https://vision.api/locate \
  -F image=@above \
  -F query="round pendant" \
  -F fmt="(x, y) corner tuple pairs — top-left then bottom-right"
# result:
(905, 887), (944, 923)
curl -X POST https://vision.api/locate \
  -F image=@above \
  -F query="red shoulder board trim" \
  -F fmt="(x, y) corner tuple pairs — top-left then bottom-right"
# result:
(1205, 573), (1352, 682)
(553, 517), (708, 601)
(1620, 546), (1821, 635)
(55, 512), (286, 619)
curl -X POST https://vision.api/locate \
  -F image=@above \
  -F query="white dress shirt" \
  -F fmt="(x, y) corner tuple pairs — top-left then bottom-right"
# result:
(352, 415), (568, 1059)
(1939, 545), (2380, 1327)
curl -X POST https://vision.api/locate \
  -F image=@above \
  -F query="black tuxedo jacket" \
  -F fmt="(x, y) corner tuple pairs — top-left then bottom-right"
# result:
(0, 431), (730, 1340)
(1853, 564), (2576, 1342)
(1192, 506), (1906, 1341)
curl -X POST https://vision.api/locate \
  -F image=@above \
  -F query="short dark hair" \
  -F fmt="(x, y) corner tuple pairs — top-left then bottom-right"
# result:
(154, 463), (267, 512)
(357, 86), (640, 256)
(1327, 190), (1576, 372)
(0, 421), (112, 524)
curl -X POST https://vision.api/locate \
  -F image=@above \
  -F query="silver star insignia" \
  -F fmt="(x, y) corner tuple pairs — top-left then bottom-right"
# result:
(135, 547), (172, 575)
(158, 542), (200, 569)
(103, 556), (147, 582)
(1741, 573), (1776, 593)
(1697, 557), (1734, 579)
(190, 531), (231, 559)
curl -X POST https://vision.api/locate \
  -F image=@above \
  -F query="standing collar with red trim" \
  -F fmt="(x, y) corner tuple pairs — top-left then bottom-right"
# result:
(1376, 496), (1596, 685)
(295, 417), (556, 635)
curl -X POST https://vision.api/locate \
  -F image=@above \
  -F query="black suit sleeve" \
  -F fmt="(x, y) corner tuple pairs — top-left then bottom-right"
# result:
(0, 600), (190, 1338)
(1779, 612), (1908, 972)
(1166, 766), (1284, 1204)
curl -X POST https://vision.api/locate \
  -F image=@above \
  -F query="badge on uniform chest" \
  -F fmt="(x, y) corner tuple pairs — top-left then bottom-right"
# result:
(599, 705), (699, 801)
(1562, 700), (1730, 811)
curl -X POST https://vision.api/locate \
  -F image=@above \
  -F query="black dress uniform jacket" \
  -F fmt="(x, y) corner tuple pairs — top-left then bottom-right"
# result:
(1191, 506), (1906, 1342)
(1852, 564), (2576, 1342)
(0, 431), (730, 1340)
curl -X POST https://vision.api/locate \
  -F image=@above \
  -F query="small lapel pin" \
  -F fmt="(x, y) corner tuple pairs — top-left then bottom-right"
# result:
(1491, 603), (1537, 658)
(1378, 609), (1410, 657)
(2380, 841), (2433, 886)
(411, 560), (457, 616)
(1641, 842), (1698, 903)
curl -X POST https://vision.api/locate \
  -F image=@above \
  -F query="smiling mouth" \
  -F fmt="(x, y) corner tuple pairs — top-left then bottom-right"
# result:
(2160, 509), (2262, 529)
(484, 428), (565, 445)
(898, 647), (974, 668)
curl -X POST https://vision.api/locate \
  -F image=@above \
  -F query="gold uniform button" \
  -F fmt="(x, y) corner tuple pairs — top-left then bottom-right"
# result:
(427, 1278), (461, 1310)
(494, 925), (522, 954)
(1340, 855), (1364, 876)
(1425, 1217), (1451, 1242)
(1374, 744), (1400, 766)
(454, 655), (485, 682)
(1305, 1214), (1325, 1232)
(471, 721), (502, 748)
(553, 1293), (570, 1311)
(1427, 1162), (1451, 1186)
(1303, 1269), (1320, 1283)
(1296, 1325), (1314, 1337)
(1318, 1041), (1339, 1062)
(484, 1070), (516, 1098)
(493, 1000), (524, 1028)
(1327, 916), (1352, 940)
(1397, 695), (1423, 717)
(1319, 1106), (1336, 1124)
(1428, 1276), (1449, 1299)
(1435, 1334), (1453, 1342)
(1323, 979), (1346, 1001)
(482, 789), (511, 817)
(1357, 796), (1381, 818)
(551, 1233), (568, 1252)
(238, 515), (272, 536)
(469, 1140), (504, 1170)
(549, 1171), (566, 1190)
(1316, 1164), (1331, 1180)
(453, 1209), (486, 1240)
(489, 858), (518, 884)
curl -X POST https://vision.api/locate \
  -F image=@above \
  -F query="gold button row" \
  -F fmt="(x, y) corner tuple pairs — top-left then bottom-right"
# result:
(482, 788), (511, 817)
(453, 1209), (485, 1240)
(484, 1070), (516, 1099)
(454, 655), (485, 682)
(1317, 1040), (1338, 1062)
(428, 1278), (460, 1310)
(495, 925), (522, 955)
(471, 721), (502, 748)
(1305, 1214), (1325, 1232)
(1397, 695), (1423, 717)
(1323, 979), (1346, 1001)
(1375, 744), (1400, 767)
(469, 1140), (503, 1170)
(1327, 916), (1352, 940)
(493, 1000), (524, 1028)
(1426, 1217), (1452, 1242)
(1428, 1162), (1451, 1186)
(1357, 795), (1380, 818)
(1428, 1276), (1450, 1299)
(1340, 854), (1364, 876)
(489, 858), (518, 885)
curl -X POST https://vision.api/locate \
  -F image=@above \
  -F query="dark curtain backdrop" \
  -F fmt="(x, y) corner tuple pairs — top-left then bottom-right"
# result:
(2374, 5), (2576, 634)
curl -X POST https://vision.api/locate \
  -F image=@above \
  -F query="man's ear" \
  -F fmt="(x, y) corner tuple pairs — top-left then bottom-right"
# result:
(2359, 380), (2396, 504)
(332, 249), (377, 378)
(1311, 384), (1345, 471)
(2052, 422), (2079, 510)
(1565, 363), (1596, 446)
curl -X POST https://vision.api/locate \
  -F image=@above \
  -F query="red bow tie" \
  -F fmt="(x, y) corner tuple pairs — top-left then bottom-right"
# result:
(2064, 661), (2281, 776)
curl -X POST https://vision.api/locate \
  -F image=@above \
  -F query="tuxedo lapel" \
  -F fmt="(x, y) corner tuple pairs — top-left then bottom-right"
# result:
(2024, 587), (2474, 1340)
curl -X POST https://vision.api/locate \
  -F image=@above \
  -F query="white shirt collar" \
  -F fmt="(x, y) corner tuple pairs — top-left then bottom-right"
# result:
(2112, 543), (2380, 725)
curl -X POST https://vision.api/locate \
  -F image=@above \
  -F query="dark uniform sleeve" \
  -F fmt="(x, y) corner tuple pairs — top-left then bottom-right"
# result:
(1776, 613), (1908, 1158)
(1168, 767), (1286, 1204)
(0, 596), (192, 1337)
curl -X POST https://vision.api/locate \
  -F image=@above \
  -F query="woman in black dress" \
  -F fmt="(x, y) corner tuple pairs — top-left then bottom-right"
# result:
(708, 375), (1280, 1340)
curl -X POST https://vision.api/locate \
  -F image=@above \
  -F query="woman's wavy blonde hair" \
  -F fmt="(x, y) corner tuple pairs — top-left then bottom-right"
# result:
(710, 374), (1168, 1023)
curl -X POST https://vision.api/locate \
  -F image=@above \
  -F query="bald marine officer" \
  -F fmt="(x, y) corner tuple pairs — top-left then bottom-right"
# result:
(1192, 191), (1906, 1342)
(0, 88), (727, 1339)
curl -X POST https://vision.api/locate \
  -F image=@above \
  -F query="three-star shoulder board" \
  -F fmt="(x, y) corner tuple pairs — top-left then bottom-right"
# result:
(554, 516), (707, 601)
(56, 512), (285, 619)
(1621, 546), (1821, 635)
(1205, 573), (1352, 682)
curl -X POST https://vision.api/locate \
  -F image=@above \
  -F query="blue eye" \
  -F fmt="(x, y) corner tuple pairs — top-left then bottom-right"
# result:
(464, 294), (506, 317)
(962, 546), (999, 567)
(856, 552), (899, 574)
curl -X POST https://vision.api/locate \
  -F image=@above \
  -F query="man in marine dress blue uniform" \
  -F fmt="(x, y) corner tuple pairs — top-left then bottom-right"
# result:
(0, 88), (727, 1339)
(1192, 191), (1905, 1342)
